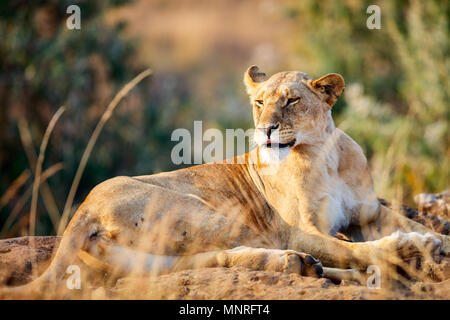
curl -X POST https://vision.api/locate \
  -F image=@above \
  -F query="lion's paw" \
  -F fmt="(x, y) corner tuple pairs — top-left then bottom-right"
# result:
(221, 247), (323, 278)
(281, 250), (323, 278)
(376, 231), (442, 262)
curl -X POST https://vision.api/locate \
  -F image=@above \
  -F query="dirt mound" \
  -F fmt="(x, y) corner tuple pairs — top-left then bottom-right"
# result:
(0, 236), (61, 286)
(1, 235), (449, 299)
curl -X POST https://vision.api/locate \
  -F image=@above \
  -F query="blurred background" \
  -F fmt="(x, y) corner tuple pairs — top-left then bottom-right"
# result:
(0, 0), (448, 237)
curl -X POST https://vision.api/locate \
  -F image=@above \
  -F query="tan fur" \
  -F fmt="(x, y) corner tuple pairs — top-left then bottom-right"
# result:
(4, 66), (450, 296)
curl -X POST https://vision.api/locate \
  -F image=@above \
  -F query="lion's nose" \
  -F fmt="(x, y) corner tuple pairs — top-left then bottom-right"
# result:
(264, 123), (279, 138)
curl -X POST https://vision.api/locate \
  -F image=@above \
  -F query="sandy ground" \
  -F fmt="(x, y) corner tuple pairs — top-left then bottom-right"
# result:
(0, 236), (449, 300)
(110, 266), (450, 300)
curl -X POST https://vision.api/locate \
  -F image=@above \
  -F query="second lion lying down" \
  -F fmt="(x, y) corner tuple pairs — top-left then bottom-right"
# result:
(5, 66), (450, 295)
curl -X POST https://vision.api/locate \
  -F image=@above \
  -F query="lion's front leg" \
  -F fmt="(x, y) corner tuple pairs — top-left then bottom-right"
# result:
(369, 231), (442, 263)
(362, 230), (448, 282)
(361, 204), (450, 256)
(288, 226), (447, 282)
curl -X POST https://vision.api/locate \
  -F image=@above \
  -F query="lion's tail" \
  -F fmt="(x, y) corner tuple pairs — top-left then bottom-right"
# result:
(0, 212), (100, 299)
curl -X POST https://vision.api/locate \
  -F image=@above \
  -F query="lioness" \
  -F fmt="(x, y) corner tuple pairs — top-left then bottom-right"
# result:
(3, 66), (449, 296)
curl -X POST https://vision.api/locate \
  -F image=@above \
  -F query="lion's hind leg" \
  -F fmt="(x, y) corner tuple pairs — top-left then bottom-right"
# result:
(212, 246), (324, 277)
(79, 243), (177, 276)
(79, 245), (326, 281)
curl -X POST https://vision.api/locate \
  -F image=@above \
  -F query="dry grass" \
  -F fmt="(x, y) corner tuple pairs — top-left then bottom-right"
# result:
(0, 0), (448, 300)
(57, 69), (152, 235)
(0, 70), (152, 238)
(29, 107), (66, 236)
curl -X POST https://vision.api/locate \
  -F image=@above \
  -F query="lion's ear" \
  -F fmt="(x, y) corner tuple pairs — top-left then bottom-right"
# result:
(244, 65), (268, 96)
(311, 73), (345, 107)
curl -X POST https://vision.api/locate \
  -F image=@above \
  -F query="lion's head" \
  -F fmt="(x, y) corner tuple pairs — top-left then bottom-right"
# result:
(244, 66), (344, 161)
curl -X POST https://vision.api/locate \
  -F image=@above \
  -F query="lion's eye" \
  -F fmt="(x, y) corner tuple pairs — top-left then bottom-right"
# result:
(286, 97), (300, 107)
(255, 100), (264, 108)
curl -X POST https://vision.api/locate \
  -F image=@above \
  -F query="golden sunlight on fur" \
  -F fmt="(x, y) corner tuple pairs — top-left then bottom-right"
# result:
(1, 66), (449, 299)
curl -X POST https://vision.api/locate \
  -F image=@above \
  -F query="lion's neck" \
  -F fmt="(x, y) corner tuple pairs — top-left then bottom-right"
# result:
(254, 142), (333, 191)
(249, 128), (340, 229)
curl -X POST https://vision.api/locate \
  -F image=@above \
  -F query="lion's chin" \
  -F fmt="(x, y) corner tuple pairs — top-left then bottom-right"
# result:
(259, 145), (291, 164)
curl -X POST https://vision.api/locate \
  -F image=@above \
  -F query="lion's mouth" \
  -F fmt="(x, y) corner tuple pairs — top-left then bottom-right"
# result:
(262, 139), (296, 149)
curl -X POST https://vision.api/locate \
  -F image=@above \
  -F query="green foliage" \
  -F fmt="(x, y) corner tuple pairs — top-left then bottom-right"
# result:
(0, 1), (179, 235)
(0, 0), (448, 237)
(286, 0), (449, 203)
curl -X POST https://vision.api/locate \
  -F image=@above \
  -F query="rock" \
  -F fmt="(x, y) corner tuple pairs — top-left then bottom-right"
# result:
(0, 236), (61, 286)
(415, 190), (449, 220)
(379, 193), (450, 235)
